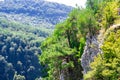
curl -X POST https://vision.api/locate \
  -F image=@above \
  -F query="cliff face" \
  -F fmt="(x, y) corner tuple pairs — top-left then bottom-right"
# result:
(81, 34), (100, 74)
(81, 24), (120, 74)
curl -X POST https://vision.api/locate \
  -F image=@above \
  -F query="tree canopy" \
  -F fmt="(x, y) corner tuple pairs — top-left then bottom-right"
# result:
(39, 0), (120, 80)
(39, 7), (99, 80)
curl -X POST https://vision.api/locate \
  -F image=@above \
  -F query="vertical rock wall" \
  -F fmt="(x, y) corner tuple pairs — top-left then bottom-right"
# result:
(81, 34), (100, 74)
(81, 24), (120, 74)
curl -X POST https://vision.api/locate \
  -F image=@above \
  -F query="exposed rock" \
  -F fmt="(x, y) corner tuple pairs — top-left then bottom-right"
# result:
(81, 34), (100, 74)
(81, 24), (120, 74)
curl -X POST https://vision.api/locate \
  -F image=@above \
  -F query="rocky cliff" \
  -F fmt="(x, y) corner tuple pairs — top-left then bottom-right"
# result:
(81, 24), (120, 74)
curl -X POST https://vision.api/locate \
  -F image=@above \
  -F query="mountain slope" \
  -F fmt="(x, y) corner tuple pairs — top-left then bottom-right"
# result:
(0, 0), (72, 27)
(39, 0), (120, 80)
(0, 0), (72, 79)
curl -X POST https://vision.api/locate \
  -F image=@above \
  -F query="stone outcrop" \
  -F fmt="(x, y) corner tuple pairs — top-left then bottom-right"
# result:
(81, 24), (120, 74)
(81, 34), (100, 74)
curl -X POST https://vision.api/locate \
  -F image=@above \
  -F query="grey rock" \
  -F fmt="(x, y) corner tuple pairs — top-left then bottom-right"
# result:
(81, 34), (100, 74)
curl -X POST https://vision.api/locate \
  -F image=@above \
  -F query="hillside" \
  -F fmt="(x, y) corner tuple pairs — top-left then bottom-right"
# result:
(1, 0), (120, 80)
(0, 0), (72, 27)
(0, 0), (72, 80)
(39, 0), (120, 80)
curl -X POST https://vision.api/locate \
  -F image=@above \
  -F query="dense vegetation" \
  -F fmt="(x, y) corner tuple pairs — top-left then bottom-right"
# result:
(0, 18), (43, 80)
(0, 0), (72, 79)
(84, 0), (120, 79)
(40, 5), (98, 80)
(40, 0), (120, 80)
(0, 0), (120, 79)
(0, 0), (72, 26)
(84, 29), (120, 80)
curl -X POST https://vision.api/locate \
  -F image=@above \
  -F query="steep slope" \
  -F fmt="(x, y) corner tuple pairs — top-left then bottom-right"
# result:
(39, 8), (98, 80)
(39, 0), (120, 80)
(0, 0), (72, 80)
(84, 25), (120, 80)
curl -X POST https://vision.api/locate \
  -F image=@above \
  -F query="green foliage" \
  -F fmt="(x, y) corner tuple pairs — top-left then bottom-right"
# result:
(0, 17), (51, 39)
(77, 9), (98, 35)
(40, 0), (120, 80)
(0, 0), (72, 26)
(0, 18), (43, 80)
(39, 0), (120, 80)
(96, 0), (119, 29)
(87, 0), (119, 29)
(79, 37), (86, 57)
(82, 1), (120, 79)
(84, 30), (120, 80)
(0, 0), (72, 79)
(100, 1), (119, 28)
(86, 0), (103, 14)
(39, 7), (99, 80)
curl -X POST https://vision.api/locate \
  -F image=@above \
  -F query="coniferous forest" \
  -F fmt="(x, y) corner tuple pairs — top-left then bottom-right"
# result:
(0, 0), (120, 80)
